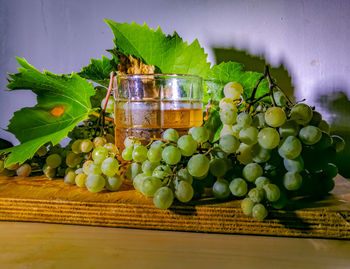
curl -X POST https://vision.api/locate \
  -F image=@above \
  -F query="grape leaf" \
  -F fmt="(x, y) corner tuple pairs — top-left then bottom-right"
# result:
(78, 56), (116, 87)
(0, 57), (95, 167)
(105, 20), (211, 77)
(204, 61), (269, 104)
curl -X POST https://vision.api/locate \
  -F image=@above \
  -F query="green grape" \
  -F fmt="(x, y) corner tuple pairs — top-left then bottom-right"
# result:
(242, 163), (263, 183)
(88, 163), (102, 175)
(105, 175), (122, 192)
(162, 128), (179, 142)
(101, 96), (115, 114)
(175, 180), (194, 202)
(272, 191), (287, 209)
(231, 124), (243, 137)
(16, 164), (32, 177)
(46, 154), (62, 169)
(153, 186), (174, 210)
(248, 188), (265, 203)
(175, 168), (193, 184)
(64, 171), (76, 185)
(140, 176), (162, 197)
(187, 154), (210, 178)
(314, 132), (332, 150)
(236, 113), (252, 128)
(223, 81), (243, 100)
(258, 128), (280, 149)
(66, 152), (83, 168)
(323, 163), (338, 178)
(93, 136), (107, 148)
(209, 158), (228, 177)
(299, 126), (322, 145)
(152, 165), (172, 179)
(255, 176), (270, 189)
(126, 162), (142, 180)
(75, 168), (83, 175)
(279, 120), (300, 138)
(331, 135), (345, 152)
(219, 134), (240, 154)
(83, 160), (93, 174)
(177, 135), (197, 156)
(101, 157), (119, 177)
(236, 143), (253, 165)
(278, 136), (302, 159)
(122, 147), (133, 161)
(212, 179), (231, 199)
(229, 178), (248, 197)
(86, 174), (105, 193)
(239, 126), (258, 145)
(142, 160), (160, 175)
(290, 103), (313, 125)
(35, 145), (48, 157)
(252, 113), (266, 128)
(162, 145), (182, 165)
(273, 91), (287, 106)
(92, 146), (109, 164)
(263, 184), (280, 202)
(147, 144), (163, 163)
(220, 109), (237, 125)
(104, 143), (118, 156)
(220, 124), (235, 137)
(251, 144), (271, 163)
(133, 173), (148, 191)
(219, 97), (235, 110)
(150, 140), (164, 148)
(265, 107), (286, 127)
(283, 156), (304, 172)
(318, 120), (330, 134)
(132, 145), (148, 163)
(80, 139), (93, 153)
(310, 111), (322, 126)
(322, 178), (335, 194)
(283, 172), (303, 190)
(189, 127), (209, 143)
(252, 203), (268, 220)
(75, 173), (87, 187)
(241, 198), (255, 216)
(71, 139), (82, 154)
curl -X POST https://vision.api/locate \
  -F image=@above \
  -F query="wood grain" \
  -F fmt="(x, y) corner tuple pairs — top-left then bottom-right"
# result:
(0, 175), (349, 239)
(1, 222), (350, 269)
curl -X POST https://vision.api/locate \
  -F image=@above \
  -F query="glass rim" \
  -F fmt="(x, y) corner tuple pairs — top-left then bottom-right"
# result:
(116, 73), (203, 80)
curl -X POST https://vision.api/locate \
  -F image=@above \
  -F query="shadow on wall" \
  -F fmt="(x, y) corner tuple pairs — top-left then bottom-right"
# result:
(212, 47), (295, 100)
(316, 90), (350, 178)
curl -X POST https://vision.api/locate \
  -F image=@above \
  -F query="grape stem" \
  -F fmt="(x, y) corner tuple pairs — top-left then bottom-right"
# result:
(247, 65), (294, 111)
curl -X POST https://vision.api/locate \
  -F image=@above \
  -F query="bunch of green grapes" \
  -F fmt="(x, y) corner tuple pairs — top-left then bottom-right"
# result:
(41, 136), (120, 192)
(121, 126), (219, 209)
(215, 82), (345, 220)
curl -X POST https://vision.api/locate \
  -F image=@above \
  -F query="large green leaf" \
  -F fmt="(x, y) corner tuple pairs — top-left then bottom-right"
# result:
(1, 57), (95, 166)
(105, 20), (211, 77)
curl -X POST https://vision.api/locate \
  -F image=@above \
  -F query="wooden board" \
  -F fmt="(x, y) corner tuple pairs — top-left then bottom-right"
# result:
(0, 175), (349, 239)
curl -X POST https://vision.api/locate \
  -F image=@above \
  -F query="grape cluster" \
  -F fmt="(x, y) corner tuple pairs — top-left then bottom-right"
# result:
(121, 127), (214, 209)
(217, 82), (345, 220)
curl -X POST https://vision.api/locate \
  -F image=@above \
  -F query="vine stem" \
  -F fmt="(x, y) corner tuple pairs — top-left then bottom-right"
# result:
(91, 112), (114, 122)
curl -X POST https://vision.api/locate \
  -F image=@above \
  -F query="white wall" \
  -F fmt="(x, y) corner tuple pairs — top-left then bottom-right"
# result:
(1, 0), (350, 144)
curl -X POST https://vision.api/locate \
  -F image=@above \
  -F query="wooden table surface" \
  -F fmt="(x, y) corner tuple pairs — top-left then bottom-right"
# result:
(1, 221), (349, 269)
